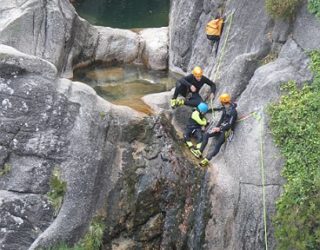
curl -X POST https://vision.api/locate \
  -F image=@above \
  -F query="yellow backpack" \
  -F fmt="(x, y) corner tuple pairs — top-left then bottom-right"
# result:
(206, 18), (224, 36)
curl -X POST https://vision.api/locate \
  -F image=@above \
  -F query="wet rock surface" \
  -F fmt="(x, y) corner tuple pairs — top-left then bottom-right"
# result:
(101, 115), (210, 250)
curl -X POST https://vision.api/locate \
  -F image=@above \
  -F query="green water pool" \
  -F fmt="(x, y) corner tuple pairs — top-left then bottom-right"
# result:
(74, 0), (170, 29)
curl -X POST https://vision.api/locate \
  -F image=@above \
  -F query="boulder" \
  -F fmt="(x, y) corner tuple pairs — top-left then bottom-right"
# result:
(95, 27), (140, 64)
(139, 27), (169, 70)
(0, 0), (99, 77)
(0, 44), (142, 249)
(0, 0), (170, 78)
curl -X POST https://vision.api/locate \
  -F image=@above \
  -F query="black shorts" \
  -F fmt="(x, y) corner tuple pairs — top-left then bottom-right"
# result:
(207, 35), (220, 42)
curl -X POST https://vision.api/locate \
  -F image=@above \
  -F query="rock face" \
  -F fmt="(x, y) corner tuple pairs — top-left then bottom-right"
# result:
(95, 27), (140, 64)
(0, 0), (169, 77)
(101, 115), (210, 250)
(1, 0), (320, 249)
(0, 44), (209, 250)
(140, 27), (169, 70)
(0, 44), (139, 249)
(168, 0), (318, 249)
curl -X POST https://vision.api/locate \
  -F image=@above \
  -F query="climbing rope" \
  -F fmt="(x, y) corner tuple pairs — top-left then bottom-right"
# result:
(205, 10), (268, 247)
(236, 111), (257, 122)
(213, 11), (235, 82)
(206, 11), (235, 128)
(257, 113), (268, 250)
(237, 111), (268, 250)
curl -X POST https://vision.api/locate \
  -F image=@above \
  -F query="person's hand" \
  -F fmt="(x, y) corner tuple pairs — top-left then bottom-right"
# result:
(212, 127), (220, 133)
(209, 92), (214, 100)
(190, 85), (197, 92)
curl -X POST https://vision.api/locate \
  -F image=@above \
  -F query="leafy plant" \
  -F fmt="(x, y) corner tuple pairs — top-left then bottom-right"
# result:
(308, 0), (320, 18)
(268, 51), (320, 249)
(265, 0), (303, 19)
(0, 163), (11, 176)
(79, 216), (105, 250)
(47, 167), (67, 216)
(48, 216), (105, 250)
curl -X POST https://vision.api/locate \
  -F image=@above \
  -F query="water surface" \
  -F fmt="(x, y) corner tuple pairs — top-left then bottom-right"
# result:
(74, 0), (170, 28)
(73, 63), (179, 114)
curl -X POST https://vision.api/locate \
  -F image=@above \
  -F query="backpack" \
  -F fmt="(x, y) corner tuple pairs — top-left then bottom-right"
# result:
(206, 18), (224, 37)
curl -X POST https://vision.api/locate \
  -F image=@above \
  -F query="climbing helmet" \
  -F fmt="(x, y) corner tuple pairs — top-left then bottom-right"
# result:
(197, 102), (208, 113)
(192, 66), (203, 78)
(219, 93), (231, 104)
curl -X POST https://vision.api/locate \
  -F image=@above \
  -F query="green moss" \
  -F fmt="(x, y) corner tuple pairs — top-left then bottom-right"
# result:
(268, 51), (320, 249)
(265, 0), (303, 19)
(0, 164), (11, 176)
(47, 167), (67, 216)
(308, 0), (320, 18)
(99, 111), (106, 119)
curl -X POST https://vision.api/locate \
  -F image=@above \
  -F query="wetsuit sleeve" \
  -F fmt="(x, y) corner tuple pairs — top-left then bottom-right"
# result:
(207, 107), (222, 113)
(220, 109), (238, 131)
(213, 107), (223, 111)
(202, 76), (216, 95)
(178, 75), (193, 87)
(191, 111), (207, 126)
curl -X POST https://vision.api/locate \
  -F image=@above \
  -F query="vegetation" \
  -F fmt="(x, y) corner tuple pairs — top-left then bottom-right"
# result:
(308, 0), (320, 18)
(0, 163), (11, 176)
(48, 216), (105, 250)
(99, 111), (106, 119)
(47, 167), (67, 216)
(268, 51), (320, 249)
(265, 0), (302, 19)
(261, 51), (279, 65)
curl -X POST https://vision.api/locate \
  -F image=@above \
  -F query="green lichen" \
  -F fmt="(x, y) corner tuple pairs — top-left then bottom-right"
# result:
(0, 164), (11, 176)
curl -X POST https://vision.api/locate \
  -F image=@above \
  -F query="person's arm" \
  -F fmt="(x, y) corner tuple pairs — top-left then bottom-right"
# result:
(207, 107), (223, 113)
(191, 111), (207, 126)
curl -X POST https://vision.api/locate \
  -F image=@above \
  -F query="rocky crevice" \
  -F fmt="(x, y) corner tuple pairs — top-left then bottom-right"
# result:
(99, 115), (210, 250)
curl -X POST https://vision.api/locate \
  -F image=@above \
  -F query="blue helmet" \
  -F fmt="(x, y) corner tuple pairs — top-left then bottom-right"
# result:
(197, 102), (208, 113)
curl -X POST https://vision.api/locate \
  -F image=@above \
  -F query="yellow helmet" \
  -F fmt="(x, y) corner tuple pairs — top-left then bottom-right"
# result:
(219, 93), (231, 104)
(192, 66), (203, 78)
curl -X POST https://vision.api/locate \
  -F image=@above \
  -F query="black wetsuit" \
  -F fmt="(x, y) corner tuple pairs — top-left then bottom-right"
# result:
(200, 103), (237, 160)
(173, 74), (216, 107)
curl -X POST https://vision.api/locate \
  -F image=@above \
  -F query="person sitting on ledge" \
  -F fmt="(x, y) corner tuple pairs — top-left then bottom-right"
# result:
(170, 66), (216, 108)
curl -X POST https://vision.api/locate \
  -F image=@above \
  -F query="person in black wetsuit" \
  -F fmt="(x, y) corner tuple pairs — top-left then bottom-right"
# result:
(191, 93), (237, 167)
(170, 66), (216, 108)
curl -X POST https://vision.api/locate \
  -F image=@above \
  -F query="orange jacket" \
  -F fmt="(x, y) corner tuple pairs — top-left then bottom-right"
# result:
(206, 18), (224, 36)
